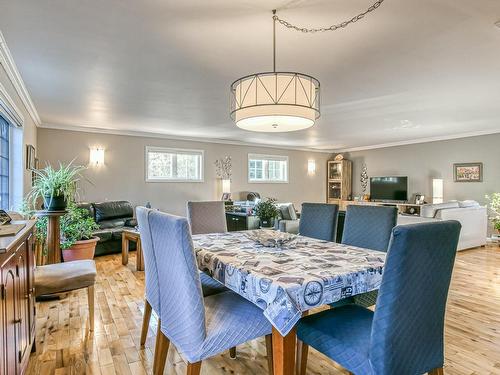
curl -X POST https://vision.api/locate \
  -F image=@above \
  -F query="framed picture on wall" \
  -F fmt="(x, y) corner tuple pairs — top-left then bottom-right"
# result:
(26, 144), (35, 170)
(453, 162), (483, 182)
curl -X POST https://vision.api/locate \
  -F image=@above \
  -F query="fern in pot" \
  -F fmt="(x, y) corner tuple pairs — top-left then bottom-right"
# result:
(29, 161), (85, 211)
(30, 203), (100, 261)
(254, 198), (280, 228)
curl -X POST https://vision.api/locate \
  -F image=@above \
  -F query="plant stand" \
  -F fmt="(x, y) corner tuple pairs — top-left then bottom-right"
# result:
(35, 210), (67, 264)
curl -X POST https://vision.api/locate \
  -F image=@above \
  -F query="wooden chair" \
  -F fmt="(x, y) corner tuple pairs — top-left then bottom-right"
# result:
(144, 208), (274, 375)
(296, 221), (461, 375)
(35, 260), (97, 331)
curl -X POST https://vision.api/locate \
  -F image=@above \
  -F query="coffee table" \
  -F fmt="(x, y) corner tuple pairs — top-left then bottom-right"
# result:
(121, 229), (144, 271)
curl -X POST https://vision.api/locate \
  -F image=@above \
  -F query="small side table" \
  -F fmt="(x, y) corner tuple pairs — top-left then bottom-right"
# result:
(122, 230), (144, 271)
(35, 210), (67, 265)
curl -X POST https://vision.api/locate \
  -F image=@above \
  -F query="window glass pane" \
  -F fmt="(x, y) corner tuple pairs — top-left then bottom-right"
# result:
(248, 154), (288, 183)
(146, 148), (203, 181)
(0, 117), (9, 210)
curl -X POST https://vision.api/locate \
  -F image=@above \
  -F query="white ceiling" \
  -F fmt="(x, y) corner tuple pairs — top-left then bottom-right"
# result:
(1, 0), (500, 151)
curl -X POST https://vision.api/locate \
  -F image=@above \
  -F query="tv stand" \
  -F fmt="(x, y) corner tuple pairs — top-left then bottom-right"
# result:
(339, 200), (422, 216)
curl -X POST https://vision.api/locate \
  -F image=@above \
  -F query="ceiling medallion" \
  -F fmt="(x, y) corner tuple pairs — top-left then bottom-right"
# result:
(230, 1), (385, 132)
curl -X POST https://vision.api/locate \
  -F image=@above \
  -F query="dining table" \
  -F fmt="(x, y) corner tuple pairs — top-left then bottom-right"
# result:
(192, 229), (387, 375)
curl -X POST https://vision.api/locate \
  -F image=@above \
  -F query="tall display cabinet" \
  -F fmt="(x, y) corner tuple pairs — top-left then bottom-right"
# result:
(327, 159), (352, 205)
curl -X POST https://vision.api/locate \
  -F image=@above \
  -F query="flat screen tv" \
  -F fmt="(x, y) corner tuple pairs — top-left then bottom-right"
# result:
(370, 176), (408, 202)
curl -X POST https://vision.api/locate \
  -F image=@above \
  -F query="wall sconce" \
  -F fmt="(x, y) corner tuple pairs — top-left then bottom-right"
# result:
(222, 179), (231, 194)
(307, 159), (316, 175)
(432, 178), (443, 204)
(89, 147), (105, 167)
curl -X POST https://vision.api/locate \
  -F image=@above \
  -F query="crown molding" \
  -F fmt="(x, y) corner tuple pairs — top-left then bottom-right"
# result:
(0, 31), (41, 126)
(39, 122), (334, 154)
(334, 129), (500, 153)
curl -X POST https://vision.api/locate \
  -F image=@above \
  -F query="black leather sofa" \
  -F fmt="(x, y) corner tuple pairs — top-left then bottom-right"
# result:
(77, 201), (137, 256)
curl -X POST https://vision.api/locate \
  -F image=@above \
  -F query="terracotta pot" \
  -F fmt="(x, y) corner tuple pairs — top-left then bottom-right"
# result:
(62, 236), (99, 262)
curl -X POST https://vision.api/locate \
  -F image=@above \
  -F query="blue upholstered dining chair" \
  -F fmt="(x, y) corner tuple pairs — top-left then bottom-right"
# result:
(296, 221), (461, 375)
(299, 203), (339, 241)
(187, 201), (227, 235)
(332, 205), (398, 308)
(145, 209), (274, 375)
(136, 207), (227, 348)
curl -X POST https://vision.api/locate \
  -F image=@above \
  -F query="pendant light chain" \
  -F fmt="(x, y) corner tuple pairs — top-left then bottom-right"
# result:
(272, 0), (385, 33)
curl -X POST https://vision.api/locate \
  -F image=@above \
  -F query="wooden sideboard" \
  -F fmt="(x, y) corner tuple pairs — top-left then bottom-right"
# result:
(0, 221), (36, 375)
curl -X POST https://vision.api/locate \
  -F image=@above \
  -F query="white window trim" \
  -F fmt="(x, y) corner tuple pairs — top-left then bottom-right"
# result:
(145, 146), (204, 183)
(248, 153), (289, 184)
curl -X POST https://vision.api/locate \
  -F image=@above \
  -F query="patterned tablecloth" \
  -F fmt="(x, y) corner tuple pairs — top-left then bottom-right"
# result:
(193, 230), (386, 336)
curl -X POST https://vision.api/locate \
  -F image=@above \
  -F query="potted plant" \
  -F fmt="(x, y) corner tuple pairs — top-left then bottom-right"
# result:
(486, 193), (500, 234)
(254, 198), (280, 228)
(32, 204), (100, 261)
(28, 161), (86, 211)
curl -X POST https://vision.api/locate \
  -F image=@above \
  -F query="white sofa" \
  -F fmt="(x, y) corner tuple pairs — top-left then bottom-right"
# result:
(397, 201), (488, 251)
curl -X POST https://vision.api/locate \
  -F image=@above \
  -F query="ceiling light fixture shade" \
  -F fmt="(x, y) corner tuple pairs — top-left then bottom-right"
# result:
(230, 72), (320, 132)
(230, 3), (384, 132)
(230, 10), (321, 133)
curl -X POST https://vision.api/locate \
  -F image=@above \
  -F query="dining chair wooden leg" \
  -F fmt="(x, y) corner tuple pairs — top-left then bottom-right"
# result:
(153, 322), (170, 375)
(87, 285), (94, 332)
(187, 361), (202, 375)
(295, 340), (308, 375)
(229, 346), (237, 359)
(265, 334), (274, 375)
(140, 299), (152, 346)
(429, 368), (444, 375)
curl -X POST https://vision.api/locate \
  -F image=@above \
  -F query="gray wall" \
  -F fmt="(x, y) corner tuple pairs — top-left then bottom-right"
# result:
(345, 133), (500, 205)
(37, 128), (331, 216)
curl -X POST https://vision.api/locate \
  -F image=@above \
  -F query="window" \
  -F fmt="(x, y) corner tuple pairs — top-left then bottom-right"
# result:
(0, 117), (9, 210)
(146, 146), (203, 182)
(248, 154), (288, 183)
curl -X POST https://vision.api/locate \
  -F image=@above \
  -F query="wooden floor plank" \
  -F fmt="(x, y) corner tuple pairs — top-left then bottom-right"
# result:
(27, 245), (500, 374)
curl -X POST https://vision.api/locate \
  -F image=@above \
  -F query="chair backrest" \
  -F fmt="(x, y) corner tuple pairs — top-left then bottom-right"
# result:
(147, 209), (207, 358)
(187, 201), (227, 235)
(299, 203), (339, 241)
(369, 221), (461, 374)
(341, 205), (398, 252)
(136, 207), (161, 313)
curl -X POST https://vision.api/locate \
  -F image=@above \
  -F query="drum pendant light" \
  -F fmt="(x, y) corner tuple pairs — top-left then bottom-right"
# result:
(230, 10), (320, 133)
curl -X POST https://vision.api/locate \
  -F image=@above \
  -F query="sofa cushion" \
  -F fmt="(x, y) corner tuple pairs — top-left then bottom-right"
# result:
(421, 202), (460, 218)
(279, 203), (298, 221)
(458, 200), (480, 208)
(125, 218), (137, 227)
(99, 219), (127, 229)
(93, 230), (113, 243)
(94, 201), (133, 222)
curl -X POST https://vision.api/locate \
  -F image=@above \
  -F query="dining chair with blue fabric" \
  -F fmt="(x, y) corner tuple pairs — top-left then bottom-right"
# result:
(187, 200), (227, 235)
(298, 203), (339, 242)
(146, 209), (274, 375)
(137, 207), (227, 349)
(332, 205), (398, 308)
(296, 220), (461, 375)
(186, 200), (240, 358)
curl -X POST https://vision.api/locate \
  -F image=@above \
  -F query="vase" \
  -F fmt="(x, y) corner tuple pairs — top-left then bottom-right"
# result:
(260, 218), (275, 228)
(62, 236), (99, 262)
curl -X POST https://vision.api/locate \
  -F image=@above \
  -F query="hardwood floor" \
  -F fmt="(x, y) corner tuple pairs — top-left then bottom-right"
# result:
(27, 244), (500, 374)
